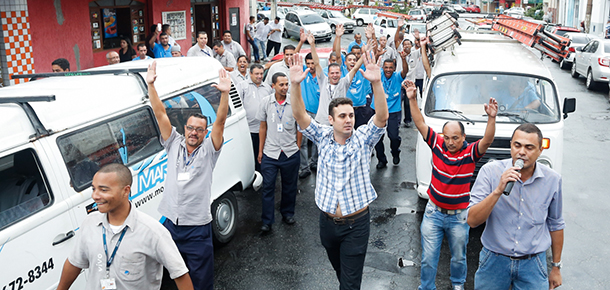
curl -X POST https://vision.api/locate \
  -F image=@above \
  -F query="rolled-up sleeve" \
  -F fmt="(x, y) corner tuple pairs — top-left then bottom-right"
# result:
(546, 177), (565, 232)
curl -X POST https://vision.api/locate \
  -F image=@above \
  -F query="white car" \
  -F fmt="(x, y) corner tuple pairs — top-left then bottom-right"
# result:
(284, 10), (332, 42)
(373, 18), (422, 42)
(318, 10), (357, 34)
(559, 33), (599, 69)
(408, 8), (427, 22)
(571, 38), (610, 89)
(452, 4), (466, 13)
(352, 8), (380, 26)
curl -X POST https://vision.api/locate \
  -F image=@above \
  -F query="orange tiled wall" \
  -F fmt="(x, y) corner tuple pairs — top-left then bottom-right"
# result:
(1, 8), (34, 86)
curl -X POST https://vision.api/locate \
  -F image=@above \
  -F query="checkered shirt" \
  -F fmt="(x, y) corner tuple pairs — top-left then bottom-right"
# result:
(301, 116), (386, 215)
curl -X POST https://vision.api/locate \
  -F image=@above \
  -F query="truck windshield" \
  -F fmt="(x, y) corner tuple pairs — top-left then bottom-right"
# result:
(425, 74), (560, 123)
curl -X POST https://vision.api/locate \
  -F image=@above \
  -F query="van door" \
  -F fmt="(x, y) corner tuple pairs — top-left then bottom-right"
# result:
(0, 146), (83, 290)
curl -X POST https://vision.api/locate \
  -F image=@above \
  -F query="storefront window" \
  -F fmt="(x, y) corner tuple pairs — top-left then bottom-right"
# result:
(89, 0), (147, 52)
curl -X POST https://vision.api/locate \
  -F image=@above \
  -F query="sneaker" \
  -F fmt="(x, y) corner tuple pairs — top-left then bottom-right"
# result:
(452, 285), (464, 290)
(309, 163), (317, 171)
(376, 162), (387, 169)
(393, 155), (400, 165)
(299, 170), (311, 179)
(403, 122), (412, 128)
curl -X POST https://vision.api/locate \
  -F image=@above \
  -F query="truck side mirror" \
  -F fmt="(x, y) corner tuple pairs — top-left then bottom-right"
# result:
(562, 98), (576, 119)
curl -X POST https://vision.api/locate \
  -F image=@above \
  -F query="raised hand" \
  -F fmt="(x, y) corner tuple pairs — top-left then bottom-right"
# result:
(484, 97), (498, 118)
(211, 68), (231, 93)
(360, 47), (381, 83)
(299, 28), (307, 43)
(146, 61), (157, 84)
(365, 23), (375, 40)
(402, 80), (418, 100)
(288, 55), (309, 84)
(420, 36), (429, 48)
(397, 17), (405, 28)
(307, 31), (315, 45)
(399, 50), (407, 59)
(336, 23), (345, 37)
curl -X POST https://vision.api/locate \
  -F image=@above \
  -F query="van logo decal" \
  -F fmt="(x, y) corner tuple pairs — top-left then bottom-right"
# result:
(134, 159), (168, 200)
(118, 128), (128, 164)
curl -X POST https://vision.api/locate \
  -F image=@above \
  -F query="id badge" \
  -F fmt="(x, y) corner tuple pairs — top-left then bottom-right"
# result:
(177, 172), (191, 181)
(100, 278), (116, 289)
(277, 123), (283, 132)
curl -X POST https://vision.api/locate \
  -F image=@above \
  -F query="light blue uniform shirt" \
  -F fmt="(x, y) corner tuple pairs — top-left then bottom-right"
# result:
(371, 71), (403, 113)
(469, 159), (565, 257)
(152, 43), (172, 58)
(347, 40), (364, 53)
(346, 71), (371, 107)
(301, 65), (320, 114)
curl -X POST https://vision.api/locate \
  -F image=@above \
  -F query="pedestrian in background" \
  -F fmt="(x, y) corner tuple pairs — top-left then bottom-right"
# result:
(133, 43), (152, 61)
(264, 45), (295, 86)
(266, 17), (283, 57)
(187, 31), (214, 57)
(245, 16), (260, 63)
(212, 40), (237, 72)
(222, 30), (246, 58)
(106, 51), (120, 65)
(255, 17), (271, 61)
(118, 36), (136, 62)
(52, 58), (70, 72)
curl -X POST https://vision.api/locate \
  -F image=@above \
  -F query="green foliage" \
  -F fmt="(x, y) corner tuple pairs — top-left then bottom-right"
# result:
(524, 3), (544, 20)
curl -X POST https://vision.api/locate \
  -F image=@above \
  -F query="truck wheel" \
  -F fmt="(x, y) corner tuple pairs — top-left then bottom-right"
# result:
(570, 61), (579, 78)
(211, 191), (238, 246)
(357, 19), (364, 26)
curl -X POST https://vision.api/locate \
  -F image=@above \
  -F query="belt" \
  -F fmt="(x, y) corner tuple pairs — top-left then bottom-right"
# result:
(323, 208), (369, 225)
(497, 251), (541, 260)
(429, 200), (465, 215)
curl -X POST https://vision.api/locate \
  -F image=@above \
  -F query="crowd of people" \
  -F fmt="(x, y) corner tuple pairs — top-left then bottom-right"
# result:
(52, 15), (564, 290)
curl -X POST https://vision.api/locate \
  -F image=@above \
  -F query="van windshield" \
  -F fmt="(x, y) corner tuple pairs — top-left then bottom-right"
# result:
(425, 74), (560, 123)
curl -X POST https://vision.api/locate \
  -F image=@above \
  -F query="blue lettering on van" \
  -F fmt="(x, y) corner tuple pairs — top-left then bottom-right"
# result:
(134, 159), (167, 200)
(118, 128), (128, 164)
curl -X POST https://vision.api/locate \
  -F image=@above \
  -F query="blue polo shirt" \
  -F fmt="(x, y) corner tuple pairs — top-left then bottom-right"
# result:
(324, 62), (348, 77)
(301, 65), (320, 114)
(346, 70), (371, 107)
(347, 41), (364, 53)
(371, 71), (403, 113)
(153, 43), (172, 58)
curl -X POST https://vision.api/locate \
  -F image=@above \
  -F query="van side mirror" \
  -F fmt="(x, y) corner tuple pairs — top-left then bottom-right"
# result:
(562, 98), (576, 119)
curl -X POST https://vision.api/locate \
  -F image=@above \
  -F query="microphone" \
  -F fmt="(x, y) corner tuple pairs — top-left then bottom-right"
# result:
(503, 159), (524, 196)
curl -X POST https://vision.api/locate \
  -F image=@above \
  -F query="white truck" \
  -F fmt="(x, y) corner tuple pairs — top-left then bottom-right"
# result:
(415, 33), (576, 198)
(0, 57), (261, 289)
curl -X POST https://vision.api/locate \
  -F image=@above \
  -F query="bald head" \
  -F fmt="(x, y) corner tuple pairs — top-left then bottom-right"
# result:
(106, 51), (120, 64)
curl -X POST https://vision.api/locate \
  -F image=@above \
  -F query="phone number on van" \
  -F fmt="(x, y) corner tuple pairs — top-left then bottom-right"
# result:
(3, 258), (54, 290)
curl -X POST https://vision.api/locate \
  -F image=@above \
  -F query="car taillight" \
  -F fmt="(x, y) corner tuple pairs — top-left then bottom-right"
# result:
(598, 57), (610, 67)
(568, 47), (575, 53)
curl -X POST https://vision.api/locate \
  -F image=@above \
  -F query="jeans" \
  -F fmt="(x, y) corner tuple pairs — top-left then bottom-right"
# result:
(248, 38), (259, 61)
(320, 209), (370, 290)
(419, 201), (469, 290)
(260, 151), (300, 225)
(255, 38), (267, 59)
(300, 111), (318, 173)
(474, 247), (548, 290)
(375, 111), (401, 164)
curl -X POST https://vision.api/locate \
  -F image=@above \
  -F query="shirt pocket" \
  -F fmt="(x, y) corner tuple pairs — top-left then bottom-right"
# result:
(531, 202), (549, 226)
(118, 254), (146, 281)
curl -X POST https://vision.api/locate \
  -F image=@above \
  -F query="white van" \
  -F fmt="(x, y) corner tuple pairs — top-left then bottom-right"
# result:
(415, 33), (576, 198)
(0, 57), (261, 289)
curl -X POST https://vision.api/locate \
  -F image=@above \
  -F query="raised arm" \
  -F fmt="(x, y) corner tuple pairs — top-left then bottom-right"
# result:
(333, 24), (345, 66)
(308, 32), (323, 77)
(295, 28), (307, 53)
(209, 69), (231, 150)
(147, 61), (173, 141)
(420, 37), (432, 79)
(360, 47), (388, 127)
(346, 54), (364, 82)
(402, 79), (428, 138)
(148, 30), (159, 49)
(399, 50), (408, 79)
(478, 98), (498, 154)
(394, 17), (405, 49)
(288, 55), (312, 129)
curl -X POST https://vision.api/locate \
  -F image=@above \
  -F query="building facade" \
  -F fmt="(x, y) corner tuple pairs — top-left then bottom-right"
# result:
(0, 0), (251, 86)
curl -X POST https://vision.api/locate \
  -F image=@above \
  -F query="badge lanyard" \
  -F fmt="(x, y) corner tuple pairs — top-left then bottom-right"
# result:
(274, 101), (286, 123)
(383, 76), (393, 95)
(102, 226), (128, 278)
(182, 146), (201, 171)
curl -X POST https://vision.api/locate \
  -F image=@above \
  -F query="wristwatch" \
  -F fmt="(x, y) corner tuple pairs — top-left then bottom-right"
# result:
(551, 261), (562, 269)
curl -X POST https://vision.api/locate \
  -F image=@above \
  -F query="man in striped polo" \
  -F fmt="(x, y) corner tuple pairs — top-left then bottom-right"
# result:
(403, 80), (498, 290)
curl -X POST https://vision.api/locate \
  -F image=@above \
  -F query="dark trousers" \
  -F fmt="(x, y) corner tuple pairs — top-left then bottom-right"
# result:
(163, 219), (214, 290)
(266, 40), (281, 57)
(260, 151), (300, 225)
(247, 39), (260, 61)
(319, 209), (370, 290)
(375, 111), (402, 164)
(354, 106), (374, 129)
(251, 133), (261, 172)
(403, 78), (424, 123)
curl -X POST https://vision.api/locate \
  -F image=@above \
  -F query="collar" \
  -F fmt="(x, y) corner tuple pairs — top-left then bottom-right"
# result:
(502, 158), (545, 185)
(269, 94), (291, 105)
(97, 202), (137, 233)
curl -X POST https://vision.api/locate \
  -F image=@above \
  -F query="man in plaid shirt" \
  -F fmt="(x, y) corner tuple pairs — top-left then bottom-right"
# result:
(288, 46), (388, 290)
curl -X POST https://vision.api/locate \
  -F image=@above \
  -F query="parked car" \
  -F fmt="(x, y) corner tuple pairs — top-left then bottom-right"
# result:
(452, 4), (466, 13)
(352, 8), (380, 26)
(559, 33), (599, 69)
(544, 24), (580, 37)
(504, 7), (524, 15)
(284, 10), (332, 42)
(317, 10), (357, 34)
(373, 17), (421, 42)
(465, 4), (481, 13)
(408, 8), (427, 22)
(571, 39), (610, 89)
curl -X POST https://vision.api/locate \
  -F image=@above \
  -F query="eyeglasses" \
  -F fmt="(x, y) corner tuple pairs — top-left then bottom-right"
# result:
(185, 125), (206, 134)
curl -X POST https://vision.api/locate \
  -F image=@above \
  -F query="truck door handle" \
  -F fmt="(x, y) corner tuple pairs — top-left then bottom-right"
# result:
(52, 230), (75, 246)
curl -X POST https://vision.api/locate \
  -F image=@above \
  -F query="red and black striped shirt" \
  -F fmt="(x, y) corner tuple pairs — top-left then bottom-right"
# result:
(426, 128), (483, 210)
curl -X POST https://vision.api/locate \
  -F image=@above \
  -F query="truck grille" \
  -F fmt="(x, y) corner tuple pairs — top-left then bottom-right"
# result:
(229, 82), (242, 108)
(466, 136), (512, 187)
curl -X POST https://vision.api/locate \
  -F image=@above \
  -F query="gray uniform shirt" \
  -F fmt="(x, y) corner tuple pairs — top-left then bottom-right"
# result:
(215, 50), (237, 70)
(265, 61), (290, 86)
(256, 94), (299, 159)
(230, 69), (250, 86)
(237, 78), (274, 133)
(158, 128), (222, 225)
(315, 72), (353, 125)
(187, 44), (213, 57)
(68, 205), (188, 290)
(223, 40), (246, 58)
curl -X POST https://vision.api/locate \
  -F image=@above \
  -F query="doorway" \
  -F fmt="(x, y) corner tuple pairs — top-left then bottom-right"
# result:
(192, 1), (220, 44)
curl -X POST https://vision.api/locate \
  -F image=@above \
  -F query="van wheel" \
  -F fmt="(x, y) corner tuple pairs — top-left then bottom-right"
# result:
(570, 61), (579, 78)
(357, 19), (364, 26)
(211, 191), (238, 246)
(586, 69), (598, 90)
(331, 24), (336, 34)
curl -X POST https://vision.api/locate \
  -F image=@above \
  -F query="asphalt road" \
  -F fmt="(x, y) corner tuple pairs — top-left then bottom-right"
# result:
(210, 15), (610, 290)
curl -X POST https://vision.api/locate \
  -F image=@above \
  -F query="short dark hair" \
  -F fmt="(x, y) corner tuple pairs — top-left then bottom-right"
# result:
(236, 55), (249, 63)
(52, 58), (70, 70)
(160, 32), (168, 38)
(264, 17), (270, 21)
(197, 31), (207, 38)
(283, 45), (296, 53)
(223, 30), (232, 36)
(249, 16), (255, 21)
(275, 16), (280, 20)
(350, 45), (361, 52)
(383, 59), (395, 67)
(329, 51), (338, 58)
(188, 113), (209, 128)
(250, 63), (264, 71)
(512, 123), (543, 146)
(346, 52), (357, 59)
(328, 63), (341, 71)
(162, 24), (171, 33)
(97, 163), (132, 187)
(329, 97), (353, 117)
(272, 72), (287, 84)
(212, 40), (223, 48)
(137, 43), (146, 49)
(305, 53), (313, 61)
(442, 121), (465, 136)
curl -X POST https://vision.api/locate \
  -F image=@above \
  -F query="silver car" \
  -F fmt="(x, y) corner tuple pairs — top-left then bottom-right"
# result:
(571, 39), (610, 89)
(284, 10), (332, 42)
(317, 10), (356, 34)
(559, 33), (598, 69)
